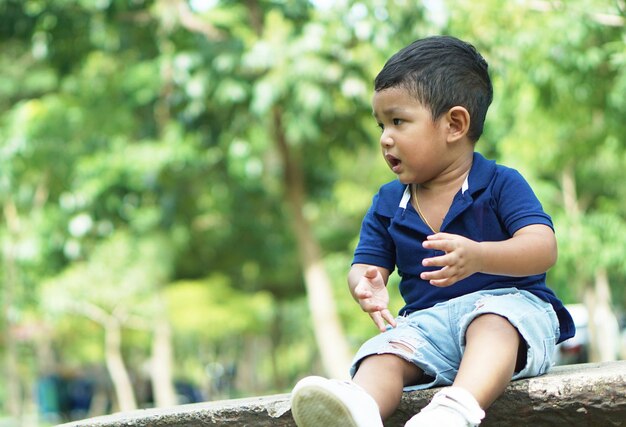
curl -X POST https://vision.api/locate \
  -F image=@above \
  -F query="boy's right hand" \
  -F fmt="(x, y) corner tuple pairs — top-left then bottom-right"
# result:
(353, 266), (397, 332)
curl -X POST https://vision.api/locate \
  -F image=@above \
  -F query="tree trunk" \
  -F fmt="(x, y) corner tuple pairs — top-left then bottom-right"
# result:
(272, 107), (352, 379)
(3, 312), (22, 421)
(2, 200), (23, 420)
(73, 302), (139, 412)
(584, 268), (619, 362)
(269, 307), (284, 390)
(234, 334), (260, 395)
(104, 318), (138, 412)
(561, 167), (619, 363)
(150, 316), (178, 407)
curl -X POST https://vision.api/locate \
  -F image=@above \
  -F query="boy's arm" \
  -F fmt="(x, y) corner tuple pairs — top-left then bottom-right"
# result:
(420, 224), (557, 287)
(348, 263), (396, 331)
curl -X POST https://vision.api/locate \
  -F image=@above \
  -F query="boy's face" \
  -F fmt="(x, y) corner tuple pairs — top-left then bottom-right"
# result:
(372, 86), (451, 185)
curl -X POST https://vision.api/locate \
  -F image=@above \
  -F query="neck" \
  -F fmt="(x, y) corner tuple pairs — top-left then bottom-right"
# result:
(418, 154), (473, 195)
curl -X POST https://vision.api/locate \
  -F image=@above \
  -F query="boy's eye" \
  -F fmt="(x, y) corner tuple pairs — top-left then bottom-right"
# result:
(376, 119), (403, 132)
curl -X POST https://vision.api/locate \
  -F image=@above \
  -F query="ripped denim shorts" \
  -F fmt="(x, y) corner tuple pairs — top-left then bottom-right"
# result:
(349, 288), (560, 391)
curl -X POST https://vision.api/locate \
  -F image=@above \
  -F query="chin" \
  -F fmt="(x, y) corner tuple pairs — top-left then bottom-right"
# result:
(396, 176), (414, 185)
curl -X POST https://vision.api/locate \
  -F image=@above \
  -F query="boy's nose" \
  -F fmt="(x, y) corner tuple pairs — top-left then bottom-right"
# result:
(380, 131), (393, 148)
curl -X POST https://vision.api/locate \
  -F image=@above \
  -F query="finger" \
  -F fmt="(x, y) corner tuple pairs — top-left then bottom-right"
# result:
(428, 277), (456, 287)
(421, 266), (452, 281)
(422, 266), (459, 287)
(426, 232), (453, 240)
(370, 312), (387, 332)
(422, 238), (455, 252)
(354, 287), (373, 299)
(380, 309), (397, 328)
(359, 297), (385, 313)
(422, 253), (453, 268)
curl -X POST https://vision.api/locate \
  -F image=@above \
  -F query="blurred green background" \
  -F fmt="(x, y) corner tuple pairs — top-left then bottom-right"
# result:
(1, 0), (625, 425)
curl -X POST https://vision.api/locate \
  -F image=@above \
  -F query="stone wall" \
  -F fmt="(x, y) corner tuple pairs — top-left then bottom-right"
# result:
(60, 361), (626, 427)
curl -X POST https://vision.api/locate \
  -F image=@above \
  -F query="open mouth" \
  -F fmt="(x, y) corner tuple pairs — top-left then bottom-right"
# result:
(385, 153), (401, 171)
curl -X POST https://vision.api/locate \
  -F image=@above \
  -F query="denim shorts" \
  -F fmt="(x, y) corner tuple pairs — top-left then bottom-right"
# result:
(349, 288), (560, 391)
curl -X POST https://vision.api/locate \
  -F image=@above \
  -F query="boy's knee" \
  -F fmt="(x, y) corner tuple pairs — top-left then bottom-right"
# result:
(466, 313), (518, 339)
(466, 314), (528, 371)
(359, 352), (412, 369)
(357, 353), (423, 384)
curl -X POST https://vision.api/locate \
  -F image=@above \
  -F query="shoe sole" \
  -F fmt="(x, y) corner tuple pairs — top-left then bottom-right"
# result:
(291, 384), (359, 427)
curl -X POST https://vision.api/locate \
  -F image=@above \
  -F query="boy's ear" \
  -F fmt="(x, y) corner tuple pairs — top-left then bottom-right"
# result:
(445, 106), (471, 142)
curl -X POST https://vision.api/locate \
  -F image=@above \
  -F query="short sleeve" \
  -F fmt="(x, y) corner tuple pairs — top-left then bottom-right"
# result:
(352, 192), (397, 272)
(493, 168), (553, 235)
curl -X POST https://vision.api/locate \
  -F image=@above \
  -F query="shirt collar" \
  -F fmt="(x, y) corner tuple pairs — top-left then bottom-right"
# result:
(467, 152), (497, 195)
(397, 152), (495, 209)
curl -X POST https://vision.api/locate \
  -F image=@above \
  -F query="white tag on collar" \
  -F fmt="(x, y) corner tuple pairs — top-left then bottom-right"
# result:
(399, 185), (411, 209)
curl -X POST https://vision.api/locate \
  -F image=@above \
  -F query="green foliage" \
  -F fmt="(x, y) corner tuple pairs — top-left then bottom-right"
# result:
(165, 275), (273, 339)
(1, 0), (625, 418)
(42, 231), (173, 313)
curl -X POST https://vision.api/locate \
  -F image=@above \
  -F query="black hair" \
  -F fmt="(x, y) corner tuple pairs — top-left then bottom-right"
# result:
(374, 35), (493, 142)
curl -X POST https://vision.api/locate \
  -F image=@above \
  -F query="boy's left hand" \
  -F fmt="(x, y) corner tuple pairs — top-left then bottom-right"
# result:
(420, 233), (483, 287)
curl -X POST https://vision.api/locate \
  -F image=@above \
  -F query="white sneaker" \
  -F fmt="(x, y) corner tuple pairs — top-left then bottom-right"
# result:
(404, 387), (485, 427)
(290, 376), (383, 427)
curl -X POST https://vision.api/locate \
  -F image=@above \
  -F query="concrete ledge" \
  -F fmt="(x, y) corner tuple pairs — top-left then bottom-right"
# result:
(60, 361), (626, 427)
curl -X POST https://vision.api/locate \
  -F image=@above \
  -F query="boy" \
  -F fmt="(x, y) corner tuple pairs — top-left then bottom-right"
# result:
(290, 36), (575, 427)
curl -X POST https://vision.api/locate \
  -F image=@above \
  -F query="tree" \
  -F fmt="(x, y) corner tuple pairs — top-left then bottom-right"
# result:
(2, 1), (625, 421)
(165, 0), (442, 379)
(42, 231), (176, 411)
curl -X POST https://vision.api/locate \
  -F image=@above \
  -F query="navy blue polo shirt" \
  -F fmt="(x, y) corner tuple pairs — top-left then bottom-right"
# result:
(353, 152), (574, 343)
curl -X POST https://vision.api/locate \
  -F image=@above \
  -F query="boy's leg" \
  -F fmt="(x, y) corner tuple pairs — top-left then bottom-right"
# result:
(353, 353), (424, 419)
(290, 353), (422, 427)
(405, 313), (519, 427)
(406, 290), (559, 427)
(453, 313), (520, 408)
